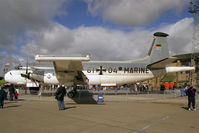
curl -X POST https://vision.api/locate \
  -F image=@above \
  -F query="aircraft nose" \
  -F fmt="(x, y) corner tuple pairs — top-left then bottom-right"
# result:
(4, 71), (11, 83)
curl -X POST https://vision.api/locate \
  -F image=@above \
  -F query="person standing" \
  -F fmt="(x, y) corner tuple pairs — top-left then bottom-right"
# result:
(55, 85), (66, 110)
(0, 86), (6, 108)
(9, 85), (15, 101)
(15, 90), (19, 100)
(187, 85), (196, 111)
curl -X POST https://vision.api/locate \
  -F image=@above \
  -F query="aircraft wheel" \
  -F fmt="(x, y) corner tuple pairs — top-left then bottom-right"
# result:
(67, 91), (75, 98)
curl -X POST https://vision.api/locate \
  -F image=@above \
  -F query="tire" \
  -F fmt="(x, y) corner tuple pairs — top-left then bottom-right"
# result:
(67, 91), (75, 98)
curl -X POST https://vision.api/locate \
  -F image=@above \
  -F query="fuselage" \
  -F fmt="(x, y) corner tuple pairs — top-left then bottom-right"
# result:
(4, 70), (31, 85)
(4, 58), (165, 86)
(82, 60), (162, 86)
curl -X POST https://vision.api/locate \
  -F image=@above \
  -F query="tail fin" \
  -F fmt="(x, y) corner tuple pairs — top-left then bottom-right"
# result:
(148, 32), (169, 64)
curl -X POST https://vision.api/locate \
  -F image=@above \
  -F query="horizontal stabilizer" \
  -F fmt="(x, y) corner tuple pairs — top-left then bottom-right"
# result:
(147, 57), (176, 69)
(166, 66), (195, 73)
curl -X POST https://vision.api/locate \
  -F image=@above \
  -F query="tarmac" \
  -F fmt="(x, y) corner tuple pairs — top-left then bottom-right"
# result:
(0, 93), (199, 133)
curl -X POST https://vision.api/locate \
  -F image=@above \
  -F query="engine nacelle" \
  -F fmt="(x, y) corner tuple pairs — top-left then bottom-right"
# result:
(166, 66), (195, 73)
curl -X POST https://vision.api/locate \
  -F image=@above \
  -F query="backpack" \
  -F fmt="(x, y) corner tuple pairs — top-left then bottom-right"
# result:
(55, 93), (62, 100)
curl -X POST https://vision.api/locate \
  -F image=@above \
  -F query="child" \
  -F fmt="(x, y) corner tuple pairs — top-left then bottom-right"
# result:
(15, 90), (18, 100)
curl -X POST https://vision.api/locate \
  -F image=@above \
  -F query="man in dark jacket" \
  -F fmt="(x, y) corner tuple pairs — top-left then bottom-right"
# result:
(55, 85), (66, 110)
(0, 87), (6, 108)
(9, 85), (15, 101)
(187, 86), (196, 111)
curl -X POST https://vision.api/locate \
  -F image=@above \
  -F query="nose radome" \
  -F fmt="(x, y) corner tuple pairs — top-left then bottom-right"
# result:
(4, 72), (8, 82)
(4, 73), (8, 82)
(4, 71), (11, 83)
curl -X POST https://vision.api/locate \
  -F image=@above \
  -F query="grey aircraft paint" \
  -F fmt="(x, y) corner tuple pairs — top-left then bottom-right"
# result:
(82, 32), (170, 75)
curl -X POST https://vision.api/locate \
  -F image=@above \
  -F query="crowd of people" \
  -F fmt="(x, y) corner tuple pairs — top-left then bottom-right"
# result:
(0, 83), (197, 111)
(0, 84), (19, 109)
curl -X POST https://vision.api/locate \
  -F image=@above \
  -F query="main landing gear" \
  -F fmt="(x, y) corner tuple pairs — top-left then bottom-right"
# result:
(67, 86), (77, 98)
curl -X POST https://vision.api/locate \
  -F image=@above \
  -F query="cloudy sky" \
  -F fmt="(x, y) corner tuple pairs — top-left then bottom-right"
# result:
(0, 0), (196, 64)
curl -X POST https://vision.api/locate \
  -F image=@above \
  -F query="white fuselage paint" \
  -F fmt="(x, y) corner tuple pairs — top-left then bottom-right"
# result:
(5, 69), (160, 86)
(4, 70), (34, 85)
(83, 70), (156, 86)
(5, 66), (193, 86)
(43, 72), (59, 85)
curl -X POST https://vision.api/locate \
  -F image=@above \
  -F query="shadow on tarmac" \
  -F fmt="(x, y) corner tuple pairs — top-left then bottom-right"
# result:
(71, 90), (97, 104)
(65, 106), (76, 110)
(181, 106), (189, 110)
(4, 105), (22, 108)
(5, 99), (25, 103)
(41, 90), (98, 104)
(3, 100), (23, 109)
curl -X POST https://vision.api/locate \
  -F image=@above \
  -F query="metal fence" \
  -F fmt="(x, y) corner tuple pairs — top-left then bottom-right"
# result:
(11, 88), (185, 103)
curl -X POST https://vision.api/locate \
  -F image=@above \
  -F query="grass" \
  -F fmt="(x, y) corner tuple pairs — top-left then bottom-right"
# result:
(0, 79), (6, 84)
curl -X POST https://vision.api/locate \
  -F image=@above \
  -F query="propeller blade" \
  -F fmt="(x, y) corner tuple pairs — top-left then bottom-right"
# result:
(26, 59), (28, 74)
(21, 72), (31, 79)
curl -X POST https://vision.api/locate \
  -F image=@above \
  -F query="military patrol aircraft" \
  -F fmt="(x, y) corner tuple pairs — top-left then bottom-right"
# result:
(4, 32), (194, 96)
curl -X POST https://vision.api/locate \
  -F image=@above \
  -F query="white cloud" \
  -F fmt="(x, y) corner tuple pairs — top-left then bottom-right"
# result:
(0, 52), (22, 70)
(0, 0), (68, 51)
(22, 24), (153, 60)
(160, 18), (193, 55)
(21, 18), (193, 61)
(85, 0), (187, 26)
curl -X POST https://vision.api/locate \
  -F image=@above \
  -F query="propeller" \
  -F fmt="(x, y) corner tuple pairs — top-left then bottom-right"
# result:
(21, 58), (31, 79)
(21, 72), (31, 79)
(24, 60), (43, 87)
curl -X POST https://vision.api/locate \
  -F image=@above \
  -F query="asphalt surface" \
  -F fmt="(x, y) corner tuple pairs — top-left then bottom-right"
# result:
(0, 94), (199, 133)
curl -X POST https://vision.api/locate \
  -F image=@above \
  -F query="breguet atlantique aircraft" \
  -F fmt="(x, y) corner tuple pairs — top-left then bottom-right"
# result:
(4, 32), (194, 94)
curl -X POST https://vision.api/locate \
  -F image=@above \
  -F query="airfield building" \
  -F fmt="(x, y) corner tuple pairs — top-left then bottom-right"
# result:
(147, 53), (199, 90)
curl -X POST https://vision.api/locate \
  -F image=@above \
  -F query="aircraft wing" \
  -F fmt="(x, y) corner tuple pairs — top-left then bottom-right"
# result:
(147, 57), (177, 69)
(35, 55), (90, 85)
